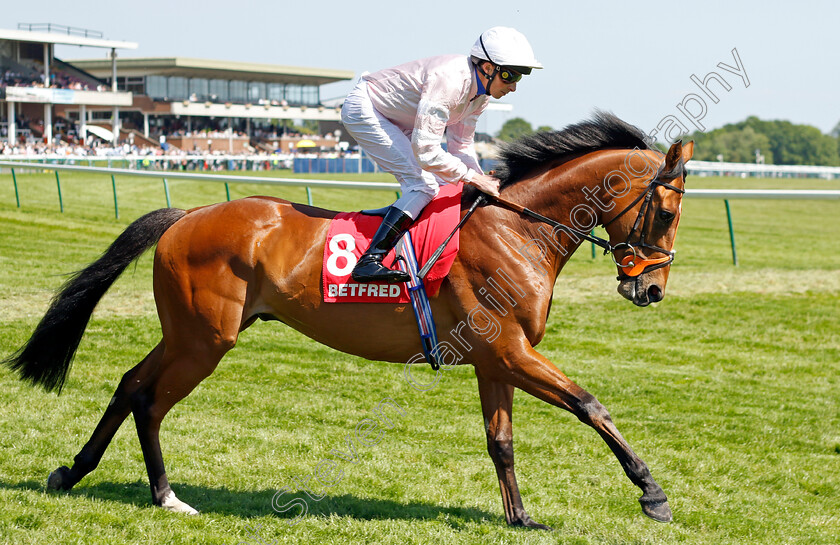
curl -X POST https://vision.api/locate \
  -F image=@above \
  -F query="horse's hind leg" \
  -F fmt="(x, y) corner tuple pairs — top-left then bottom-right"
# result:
(130, 340), (232, 515)
(476, 372), (551, 530)
(47, 343), (165, 492)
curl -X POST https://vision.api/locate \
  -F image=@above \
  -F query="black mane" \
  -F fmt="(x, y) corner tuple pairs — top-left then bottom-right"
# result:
(494, 111), (650, 186)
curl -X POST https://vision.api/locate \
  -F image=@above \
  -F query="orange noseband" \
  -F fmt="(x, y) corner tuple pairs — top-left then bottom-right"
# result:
(619, 253), (672, 277)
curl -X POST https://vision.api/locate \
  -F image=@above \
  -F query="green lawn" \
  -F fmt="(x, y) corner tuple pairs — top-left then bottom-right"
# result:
(0, 169), (838, 544)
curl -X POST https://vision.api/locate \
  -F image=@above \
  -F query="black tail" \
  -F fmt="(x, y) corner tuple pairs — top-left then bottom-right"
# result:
(2, 208), (186, 393)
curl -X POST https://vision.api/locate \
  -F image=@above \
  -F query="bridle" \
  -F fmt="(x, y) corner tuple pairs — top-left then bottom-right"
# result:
(603, 161), (686, 279)
(490, 160), (686, 279)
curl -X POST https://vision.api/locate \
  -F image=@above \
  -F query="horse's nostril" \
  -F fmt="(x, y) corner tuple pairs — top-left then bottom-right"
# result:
(647, 284), (663, 302)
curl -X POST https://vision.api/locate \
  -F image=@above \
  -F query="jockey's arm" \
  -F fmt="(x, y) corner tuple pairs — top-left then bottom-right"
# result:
(411, 99), (499, 196)
(411, 99), (468, 181)
(447, 112), (500, 196)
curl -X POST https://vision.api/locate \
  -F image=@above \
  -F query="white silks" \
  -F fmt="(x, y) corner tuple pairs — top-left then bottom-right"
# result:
(362, 54), (488, 185)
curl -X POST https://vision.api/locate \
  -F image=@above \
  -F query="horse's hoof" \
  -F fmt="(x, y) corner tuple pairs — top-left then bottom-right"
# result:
(160, 490), (199, 515)
(47, 466), (71, 491)
(639, 497), (672, 522)
(512, 515), (553, 531)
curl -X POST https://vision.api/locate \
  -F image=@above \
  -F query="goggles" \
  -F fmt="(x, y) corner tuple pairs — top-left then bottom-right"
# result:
(498, 67), (523, 84)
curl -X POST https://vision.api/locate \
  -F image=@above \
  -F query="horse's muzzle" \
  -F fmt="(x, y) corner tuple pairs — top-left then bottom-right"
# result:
(617, 277), (664, 307)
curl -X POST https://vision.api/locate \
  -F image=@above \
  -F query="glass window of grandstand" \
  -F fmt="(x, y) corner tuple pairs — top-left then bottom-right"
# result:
(120, 76), (145, 94)
(209, 79), (228, 102)
(146, 76), (167, 99)
(301, 85), (320, 107)
(268, 83), (284, 103)
(189, 78), (209, 101)
(167, 77), (188, 101)
(229, 80), (247, 102)
(248, 82), (266, 104)
(283, 85), (320, 107)
(284, 84), (301, 106)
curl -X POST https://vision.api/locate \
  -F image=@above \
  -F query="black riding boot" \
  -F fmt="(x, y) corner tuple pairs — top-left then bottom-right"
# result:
(351, 207), (413, 283)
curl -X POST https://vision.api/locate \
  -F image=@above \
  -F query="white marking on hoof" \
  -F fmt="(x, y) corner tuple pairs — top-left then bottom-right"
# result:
(160, 490), (199, 515)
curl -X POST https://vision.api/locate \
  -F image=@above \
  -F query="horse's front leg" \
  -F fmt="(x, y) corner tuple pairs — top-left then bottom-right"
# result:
(475, 371), (552, 530)
(487, 340), (672, 523)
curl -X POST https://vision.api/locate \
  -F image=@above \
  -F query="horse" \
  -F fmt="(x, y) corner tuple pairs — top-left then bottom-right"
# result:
(3, 113), (693, 529)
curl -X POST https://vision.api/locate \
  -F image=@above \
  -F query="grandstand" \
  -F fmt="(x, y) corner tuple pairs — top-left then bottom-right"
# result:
(65, 57), (355, 153)
(0, 24), (137, 146)
(2, 24), (355, 154)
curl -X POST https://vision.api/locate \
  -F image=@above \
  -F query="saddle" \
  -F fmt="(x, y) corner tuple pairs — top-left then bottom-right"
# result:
(321, 183), (463, 303)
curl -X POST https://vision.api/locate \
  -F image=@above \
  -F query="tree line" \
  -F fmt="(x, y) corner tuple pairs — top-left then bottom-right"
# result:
(494, 116), (840, 166)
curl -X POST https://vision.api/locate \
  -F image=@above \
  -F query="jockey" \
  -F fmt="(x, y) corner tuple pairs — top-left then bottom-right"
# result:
(341, 26), (542, 283)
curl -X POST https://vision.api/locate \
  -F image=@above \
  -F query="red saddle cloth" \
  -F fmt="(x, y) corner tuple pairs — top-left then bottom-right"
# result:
(322, 183), (463, 303)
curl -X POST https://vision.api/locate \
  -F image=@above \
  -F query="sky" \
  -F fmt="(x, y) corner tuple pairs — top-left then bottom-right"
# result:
(6, 0), (839, 139)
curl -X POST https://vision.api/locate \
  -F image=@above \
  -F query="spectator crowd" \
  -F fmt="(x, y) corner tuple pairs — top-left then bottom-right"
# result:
(2, 54), (109, 92)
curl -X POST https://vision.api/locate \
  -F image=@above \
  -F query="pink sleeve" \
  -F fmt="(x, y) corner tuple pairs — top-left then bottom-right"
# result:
(446, 106), (486, 176)
(410, 77), (473, 184)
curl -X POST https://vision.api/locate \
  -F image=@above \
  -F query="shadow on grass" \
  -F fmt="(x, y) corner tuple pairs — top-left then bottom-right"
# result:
(0, 478), (502, 527)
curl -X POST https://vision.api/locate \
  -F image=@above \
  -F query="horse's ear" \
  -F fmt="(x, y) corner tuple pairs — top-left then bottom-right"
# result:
(664, 140), (683, 170)
(681, 140), (695, 163)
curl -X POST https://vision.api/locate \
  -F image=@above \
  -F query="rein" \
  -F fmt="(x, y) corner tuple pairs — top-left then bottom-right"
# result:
(489, 163), (685, 278)
(490, 194), (612, 251)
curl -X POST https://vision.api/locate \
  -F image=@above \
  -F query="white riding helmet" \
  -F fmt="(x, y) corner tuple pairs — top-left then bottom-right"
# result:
(470, 26), (543, 73)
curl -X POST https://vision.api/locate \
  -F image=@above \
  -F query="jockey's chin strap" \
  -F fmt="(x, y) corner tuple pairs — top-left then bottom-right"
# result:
(476, 35), (501, 95)
(487, 164), (685, 278)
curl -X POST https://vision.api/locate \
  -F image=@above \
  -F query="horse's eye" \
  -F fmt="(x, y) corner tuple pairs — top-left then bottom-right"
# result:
(657, 209), (676, 223)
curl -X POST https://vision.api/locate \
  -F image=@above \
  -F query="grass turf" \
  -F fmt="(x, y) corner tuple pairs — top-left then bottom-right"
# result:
(0, 169), (838, 544)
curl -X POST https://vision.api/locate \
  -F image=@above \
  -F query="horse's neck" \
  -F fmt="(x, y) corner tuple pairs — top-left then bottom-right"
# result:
(498, 151), (624, 275)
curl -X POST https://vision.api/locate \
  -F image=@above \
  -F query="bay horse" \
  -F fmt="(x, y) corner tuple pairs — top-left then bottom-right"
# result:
(3, 113), (693, 529)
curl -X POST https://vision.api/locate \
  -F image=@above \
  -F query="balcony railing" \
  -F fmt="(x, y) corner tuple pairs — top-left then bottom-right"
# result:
(16, 23), (104, 39)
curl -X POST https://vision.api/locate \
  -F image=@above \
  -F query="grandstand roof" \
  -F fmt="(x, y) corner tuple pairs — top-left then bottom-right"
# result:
(67, 57), (355, 86)
(0, 28), (137, 50)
